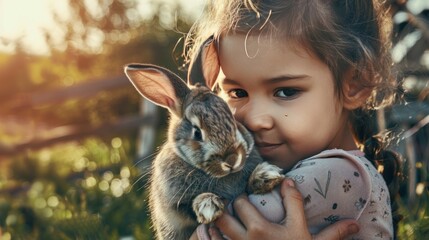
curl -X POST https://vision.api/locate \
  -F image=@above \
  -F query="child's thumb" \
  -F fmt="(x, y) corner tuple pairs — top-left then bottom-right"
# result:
(280, 179), (307, 229)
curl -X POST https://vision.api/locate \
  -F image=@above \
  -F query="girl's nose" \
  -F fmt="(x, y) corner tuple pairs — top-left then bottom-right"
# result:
(236, 101), (274, 132)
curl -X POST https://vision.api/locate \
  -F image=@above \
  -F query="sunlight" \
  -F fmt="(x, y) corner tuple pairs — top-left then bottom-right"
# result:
(0, 0), (206, 55)
(0, 0), (68, 54)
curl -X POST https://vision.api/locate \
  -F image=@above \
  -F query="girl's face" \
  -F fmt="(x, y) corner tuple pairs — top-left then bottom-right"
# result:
(217, 34), (358, 170)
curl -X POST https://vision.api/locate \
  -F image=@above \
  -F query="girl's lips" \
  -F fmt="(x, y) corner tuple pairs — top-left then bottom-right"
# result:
(255, 142), (283, 155)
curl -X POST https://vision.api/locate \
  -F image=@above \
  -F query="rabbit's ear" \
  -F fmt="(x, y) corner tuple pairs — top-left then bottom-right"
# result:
(124, 64), (190, 114)
(187, 35), (220, 90)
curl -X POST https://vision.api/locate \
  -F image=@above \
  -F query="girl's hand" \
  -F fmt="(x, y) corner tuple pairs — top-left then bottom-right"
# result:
(214, 179), (360, 240)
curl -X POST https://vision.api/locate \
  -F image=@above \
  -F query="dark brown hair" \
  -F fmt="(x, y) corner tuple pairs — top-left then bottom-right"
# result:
(185, 0), (403, 235)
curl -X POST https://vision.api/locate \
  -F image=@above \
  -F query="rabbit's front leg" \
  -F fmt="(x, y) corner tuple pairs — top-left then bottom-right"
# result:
(247, 162), (284, 194)
(193, 192), (225, 224)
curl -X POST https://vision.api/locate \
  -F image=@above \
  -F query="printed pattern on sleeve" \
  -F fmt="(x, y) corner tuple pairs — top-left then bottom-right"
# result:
(247, 149), (393, 240)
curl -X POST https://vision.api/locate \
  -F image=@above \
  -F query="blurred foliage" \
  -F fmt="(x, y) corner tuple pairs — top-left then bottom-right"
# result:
(396, 146), (429, 239)
(0, 138), (151, 239)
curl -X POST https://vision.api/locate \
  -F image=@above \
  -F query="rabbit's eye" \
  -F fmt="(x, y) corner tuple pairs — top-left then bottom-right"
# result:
(192, 126), (203, 141)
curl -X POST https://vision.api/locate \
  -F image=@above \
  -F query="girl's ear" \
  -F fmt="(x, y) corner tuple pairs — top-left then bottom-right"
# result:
(124, 63), (190, 115)
(187, 35), (220, 90)
(342, 68), (373, 110)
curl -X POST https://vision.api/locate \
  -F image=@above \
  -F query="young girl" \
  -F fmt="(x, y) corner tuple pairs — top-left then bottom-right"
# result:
(185, 0), (402, 239)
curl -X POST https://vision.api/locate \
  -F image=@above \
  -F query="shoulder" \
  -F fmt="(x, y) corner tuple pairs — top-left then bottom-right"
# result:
(287, 149), (374, 194)
(285, 149), (375, 224)
(290, 149), (374, 183)
(294, 152), (393, 238)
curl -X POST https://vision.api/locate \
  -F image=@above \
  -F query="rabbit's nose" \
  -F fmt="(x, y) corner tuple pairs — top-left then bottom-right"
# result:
(222, 152), (244, 173)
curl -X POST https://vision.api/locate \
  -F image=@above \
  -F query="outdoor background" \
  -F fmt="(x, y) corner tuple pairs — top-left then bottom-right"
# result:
(0, 0), (428, 239)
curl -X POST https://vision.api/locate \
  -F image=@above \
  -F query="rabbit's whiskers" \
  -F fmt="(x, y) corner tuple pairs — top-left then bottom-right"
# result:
(132, 150), (160, 167)
(132, 143), (179, 168)
(130, 145), (179, 192)
(185, 168), (198, 182)
(176, 177), (200, 208)
(164, 169), (195, 204)
(129, 171), (151, 192)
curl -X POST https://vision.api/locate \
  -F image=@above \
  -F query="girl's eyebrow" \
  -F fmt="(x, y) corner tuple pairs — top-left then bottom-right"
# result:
(221, 74), (309, 85)
(265, 74), (309, 84)
(221, 78), (239, 85)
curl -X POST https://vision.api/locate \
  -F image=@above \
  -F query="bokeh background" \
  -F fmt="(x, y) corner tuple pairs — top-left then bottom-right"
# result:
(0, 0), (428, 239)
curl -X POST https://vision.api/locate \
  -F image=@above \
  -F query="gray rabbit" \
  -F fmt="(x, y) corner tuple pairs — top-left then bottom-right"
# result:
(124, 36), (283, 240)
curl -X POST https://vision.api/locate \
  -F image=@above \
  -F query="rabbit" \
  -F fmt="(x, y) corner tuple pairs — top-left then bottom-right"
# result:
(124, 36), (284, 240)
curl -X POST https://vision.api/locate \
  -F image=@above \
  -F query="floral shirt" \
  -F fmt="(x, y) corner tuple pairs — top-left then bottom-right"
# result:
(249, 149), (393, 239)
(197, 149), (394, 240)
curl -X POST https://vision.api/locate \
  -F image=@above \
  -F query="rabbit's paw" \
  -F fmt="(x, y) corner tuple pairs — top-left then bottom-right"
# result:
(248, 162), (284, 194)
(193, 193), (224, 224)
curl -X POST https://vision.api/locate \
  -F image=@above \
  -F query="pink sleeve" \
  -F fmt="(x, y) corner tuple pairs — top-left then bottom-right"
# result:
(248, 150), (372, 234)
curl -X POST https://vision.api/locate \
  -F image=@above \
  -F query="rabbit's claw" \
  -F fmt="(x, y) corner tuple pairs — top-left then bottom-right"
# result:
(193, 193), (224, 224)
(248, 162), (284, 194)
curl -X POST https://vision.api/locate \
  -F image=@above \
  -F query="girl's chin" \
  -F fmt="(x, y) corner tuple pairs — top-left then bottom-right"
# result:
(258, 148), (299, 171)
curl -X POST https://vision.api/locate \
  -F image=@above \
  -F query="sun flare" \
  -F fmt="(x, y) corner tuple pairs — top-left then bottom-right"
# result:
(0, 0), (67, 54)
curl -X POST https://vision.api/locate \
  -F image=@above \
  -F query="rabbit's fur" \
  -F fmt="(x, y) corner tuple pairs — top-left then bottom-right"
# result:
(124, 37), (283, 240)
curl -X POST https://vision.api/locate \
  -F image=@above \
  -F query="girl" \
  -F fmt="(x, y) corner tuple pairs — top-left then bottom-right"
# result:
(185, 0), (402, 239)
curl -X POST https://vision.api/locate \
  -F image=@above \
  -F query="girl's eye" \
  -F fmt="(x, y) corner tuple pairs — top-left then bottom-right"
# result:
(228, 89), (248, 99)
(274, 88), (300, 99)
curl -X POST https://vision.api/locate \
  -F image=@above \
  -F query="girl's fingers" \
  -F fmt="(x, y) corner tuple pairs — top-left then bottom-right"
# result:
(215, 211), (247, 239)
(207, 225), (226, 240)
(231, 194), (267, 228)
(313, 220), (360, 240)
(189, 230), (199, 240)
(280, 179), (308, 229)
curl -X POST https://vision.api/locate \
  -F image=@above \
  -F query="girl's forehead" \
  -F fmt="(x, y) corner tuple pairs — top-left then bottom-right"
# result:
(217, 33), (332, 81)
(218, 32), (317, 62)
